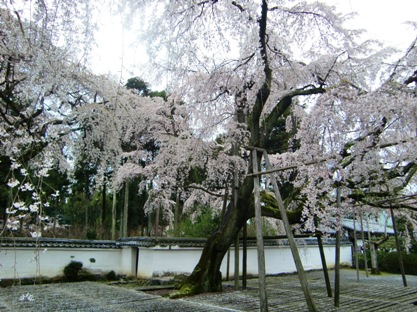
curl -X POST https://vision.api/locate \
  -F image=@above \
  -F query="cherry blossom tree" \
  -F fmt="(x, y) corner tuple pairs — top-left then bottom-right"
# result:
(77, 76), (175, 237)
(0, 1), (98, 236)
(119, 0), (417, 295)
(0, 1), (160, 237)
(2, 0), (417, 298)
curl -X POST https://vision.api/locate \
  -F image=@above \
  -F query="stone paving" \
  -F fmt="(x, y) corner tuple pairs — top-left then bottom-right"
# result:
(1, 269), (417, 311)
(191, 270), (417, 311)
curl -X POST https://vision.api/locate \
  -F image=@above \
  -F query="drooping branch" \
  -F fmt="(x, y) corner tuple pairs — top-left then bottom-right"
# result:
(260, 86), (325, 147)
(187, 183), (224, 197)
(350, 193), (417, 212)
(389, 35), (417, 82)
(404, 70), (417, 85)
(339, 116), (387, 166)
(257, 190), (303, 224)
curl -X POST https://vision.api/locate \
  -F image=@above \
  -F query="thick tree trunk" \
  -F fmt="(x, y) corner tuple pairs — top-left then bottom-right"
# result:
(369, 235), (389, 275)
(173, 178), (252, 297)
(173, 1), (322, 296)
(369, 243), (379, 275)
(174, 171), (303, 297)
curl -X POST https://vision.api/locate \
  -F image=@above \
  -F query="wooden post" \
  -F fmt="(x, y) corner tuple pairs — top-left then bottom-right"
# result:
(334, 187), (341, 308)
(359, 211), (369, 277)
(222, 182), (230, 282)
(262, 150), (317, 312)
(226, 249), (230, 281)
(353, 214), (360, 283)
(174, 191), (180, 236)
(314, 217), (332, 297)
(242, 222), (247, 290)
(111, 188), (117, 240)
(123, 181), (129, 237)
(252, 149), (268, 312)
(155, 205), (160, 237)
(233, 166), (240, 289)
(101, 178), (106, 230)
(317, 234), (332, 297)
(234, 235), (240, 289)
(390, 207), (407, 287)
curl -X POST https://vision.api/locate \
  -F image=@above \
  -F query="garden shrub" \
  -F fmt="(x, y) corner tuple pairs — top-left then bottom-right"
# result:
(380, 252), (417, 275)
(63, 261), (84, 282)
(106, 270), (117, 281)
(355, 251), (370, 270)
(63, 260), (99, 282)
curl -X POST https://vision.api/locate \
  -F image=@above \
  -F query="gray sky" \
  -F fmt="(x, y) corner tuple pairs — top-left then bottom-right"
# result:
(91, 1), (417, 84)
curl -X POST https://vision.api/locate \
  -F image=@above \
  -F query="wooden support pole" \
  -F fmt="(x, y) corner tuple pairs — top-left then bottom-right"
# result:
(223, 183), (230, 282)
(334, 187), (341, 308)
(317, 234), (332, 297)
(359, 211), (369, 278)
(262, 150), (317, 312)
(252, 149), (268, 312)
(111, 188), (117, 240)
(232, 142), (240, 290)
(353, 214), (360, 283)
(334, 230), (341, 308)
(226, 249), (230, 281)
(243, 222), (247, 290)
(314, 217), (332, 297)
(123, 182), (129, 237)
(234, 235), (240, 289)
(390, 207), (407, 287)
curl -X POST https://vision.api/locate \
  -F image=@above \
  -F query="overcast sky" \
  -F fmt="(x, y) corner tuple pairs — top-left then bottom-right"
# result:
(331, 0), (417, 48)
(91, 1), (417, 85)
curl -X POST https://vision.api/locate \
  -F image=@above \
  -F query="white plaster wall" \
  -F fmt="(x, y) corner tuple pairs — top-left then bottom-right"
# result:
(120, 247), (138, 276)
(137, 244), (352, 278)
(137, 247), (203, 278)
(0, 247), (123, 279)
(220, 244), (351, 277)
(0, 243), (352, 280)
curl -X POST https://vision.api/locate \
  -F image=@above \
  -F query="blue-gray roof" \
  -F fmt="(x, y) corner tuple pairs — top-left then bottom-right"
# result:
(342, 218), (394, 234)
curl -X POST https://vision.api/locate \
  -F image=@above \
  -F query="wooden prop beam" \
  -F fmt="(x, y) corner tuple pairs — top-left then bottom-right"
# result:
(262, 150), (318, 312)
(252, 149), (269, 312)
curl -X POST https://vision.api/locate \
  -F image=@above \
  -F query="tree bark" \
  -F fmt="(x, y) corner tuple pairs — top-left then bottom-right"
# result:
(174, 172), (303, 297)
(173, 177), (253, 297)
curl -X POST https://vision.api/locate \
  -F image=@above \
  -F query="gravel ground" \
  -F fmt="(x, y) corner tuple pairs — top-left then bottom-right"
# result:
(1, 269), (417, 311)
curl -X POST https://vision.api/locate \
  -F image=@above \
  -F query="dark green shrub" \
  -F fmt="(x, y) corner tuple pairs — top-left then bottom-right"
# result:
(106, 270), (117, 281)
(63, 261), (83, 282)
(403, 253), (417, 275)
(86, 228), (97, 240)
(63, 261), (99, 282)
(78, 269), (95, 281)
(355, 251), (370, 270)
(410, 240), (417, 254)
(176, 205), (220, 238)
(381, 252), (417, 275)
